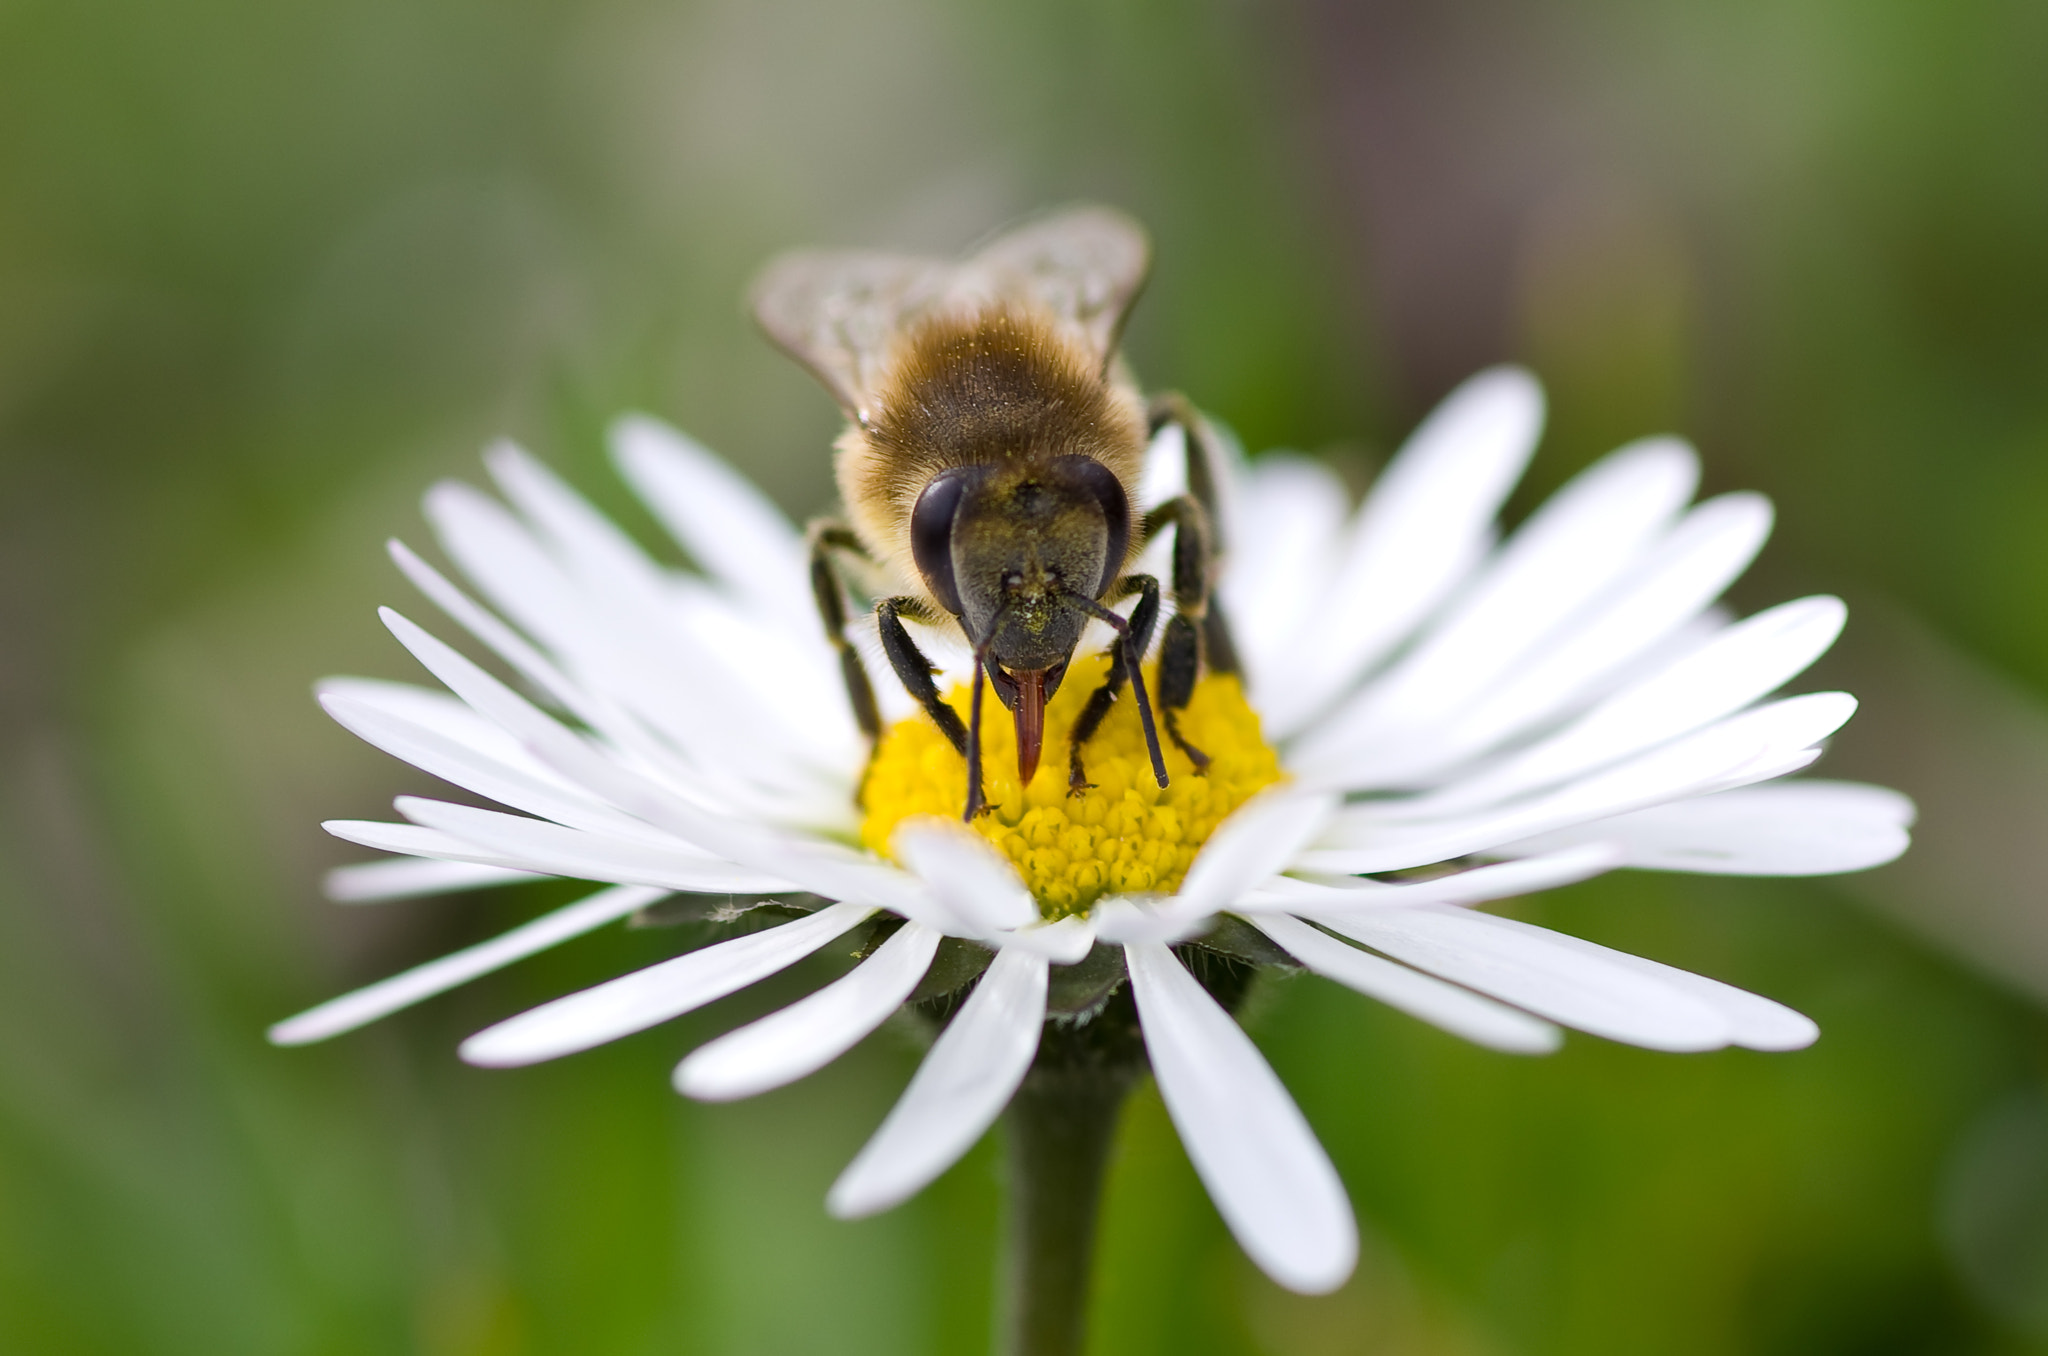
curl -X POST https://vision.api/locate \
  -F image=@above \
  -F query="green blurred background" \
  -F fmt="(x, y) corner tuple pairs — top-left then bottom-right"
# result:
(4, 0), (2048, 1351)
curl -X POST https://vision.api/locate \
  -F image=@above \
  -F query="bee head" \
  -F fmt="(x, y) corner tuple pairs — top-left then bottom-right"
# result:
(910, 455), (1132, 783)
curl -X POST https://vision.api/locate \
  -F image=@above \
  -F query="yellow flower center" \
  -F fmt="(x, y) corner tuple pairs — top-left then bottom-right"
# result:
(860, 654), (1283, 919)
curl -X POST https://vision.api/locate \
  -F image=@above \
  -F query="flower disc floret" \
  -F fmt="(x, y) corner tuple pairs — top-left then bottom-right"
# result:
(860, 656), (1282, 918)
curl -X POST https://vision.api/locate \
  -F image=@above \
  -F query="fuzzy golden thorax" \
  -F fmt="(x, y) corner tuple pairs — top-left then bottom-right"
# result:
(834, 305), (1147, 617)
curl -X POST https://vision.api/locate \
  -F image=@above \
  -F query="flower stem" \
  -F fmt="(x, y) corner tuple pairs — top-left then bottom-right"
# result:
(998, 1054), (1139, 1356)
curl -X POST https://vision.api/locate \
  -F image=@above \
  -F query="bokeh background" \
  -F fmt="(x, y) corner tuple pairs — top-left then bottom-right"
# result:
(4, 0), (2048, 1351)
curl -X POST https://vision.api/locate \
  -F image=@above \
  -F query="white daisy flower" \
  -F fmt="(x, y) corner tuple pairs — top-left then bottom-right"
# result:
(272, 366), (1912, 1296)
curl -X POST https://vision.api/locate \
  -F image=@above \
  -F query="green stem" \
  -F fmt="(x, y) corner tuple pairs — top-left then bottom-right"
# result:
(998, 1059), (1136, 1356)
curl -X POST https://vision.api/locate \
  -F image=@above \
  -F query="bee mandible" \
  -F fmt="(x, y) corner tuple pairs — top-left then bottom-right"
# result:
(752, 206), (1239, 819)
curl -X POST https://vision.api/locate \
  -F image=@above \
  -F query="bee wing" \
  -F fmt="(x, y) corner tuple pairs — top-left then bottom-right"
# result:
(752, 206), (1151, 420)
(961, 205), (1151, 366)
(750, 250), (957, 419)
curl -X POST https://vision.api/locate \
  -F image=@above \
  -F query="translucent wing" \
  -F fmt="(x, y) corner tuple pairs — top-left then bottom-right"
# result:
(751, 205), (1151, 420)
(750, 251), (955, 420)
(963, 205), (1151, 362)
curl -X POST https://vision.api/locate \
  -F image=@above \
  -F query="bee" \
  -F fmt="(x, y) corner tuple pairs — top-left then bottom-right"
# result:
(753, 206), (1239, 819)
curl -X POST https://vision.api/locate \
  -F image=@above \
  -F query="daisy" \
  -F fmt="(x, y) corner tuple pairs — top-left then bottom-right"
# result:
(272, 366), (1911, 1295)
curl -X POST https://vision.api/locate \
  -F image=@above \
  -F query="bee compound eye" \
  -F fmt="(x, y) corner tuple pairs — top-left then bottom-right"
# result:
(910, 466), (978, 616)
(1051, 455), (1131, 596)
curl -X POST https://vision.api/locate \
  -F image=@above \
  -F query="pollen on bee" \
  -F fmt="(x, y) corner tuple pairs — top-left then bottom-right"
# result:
(860, 654), (1283, 920)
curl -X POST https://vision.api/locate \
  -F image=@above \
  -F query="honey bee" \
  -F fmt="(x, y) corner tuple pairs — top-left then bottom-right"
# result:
(753, 206), (1238, 819)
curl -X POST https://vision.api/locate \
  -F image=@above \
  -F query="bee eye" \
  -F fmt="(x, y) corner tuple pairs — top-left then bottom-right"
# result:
(910, 466), (979, 616)
(1052, 456), (1131, 596)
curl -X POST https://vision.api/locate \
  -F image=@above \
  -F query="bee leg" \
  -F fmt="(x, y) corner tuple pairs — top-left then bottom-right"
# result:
(1067, 575), (1162, 794)
(876, 595), (993, 821)
(963, 642), (991, 823)
(1157, 616), (1208, 771)
(807, 521), (884, 746)
(1147, 392), (1242, 678)
(809, 524), (977, 812)
(875, 598), (972, 758)
(1139, 496), (1215, 771)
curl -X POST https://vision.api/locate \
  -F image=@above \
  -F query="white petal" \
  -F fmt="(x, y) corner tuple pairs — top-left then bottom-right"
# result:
(1319, 906), (1733, 1051)
(1416, 596), (1847, 814)
(1405, 908), (1817, 1051)
(424, 480), (599, 669)
(388, 539), (734, 794)
(324, 856), (537, 902)
(1298, 438), (1697, 767)
(320, 688), (657, 841)
(1221, 456), (1350, 704)
(323, 818), (528, 869)
(1138, 422), (1189, 508)
(415, 446), (856, 803)
(423, 485), (826, 806)
(1299, 693), (1853, 873)
(393, 797), (798, 894)
(1170, 789), (1338, 920)
(894, 818), (1037, 934)
(1267, 367), (1543, 737)
(387, 539), (598, 729)
(268, 885), (666, 1044)
(1422, 493), (1774, 775)
(827, 945), (1049, 1217)
(1571, 604), (1731, 710)
(724, 838), (947, 932)
(378, 606), (650, 795)
(379, 609), (927, 916)
(1091, 897), (1212, 945)
(660, 581), (862, 785)
(1237, 844), (1622, 913)
(610, 414), (813, 629)
(459, 899), (874, 1066)
(674, 921), (942, 1101)
(377, 793), (698, 869)
(997, 915), (1097, 964)
(486, 441), (672, 614)
(1248, 914), (1561, 1053)
(487, 443), (852, 787)
(318, 676), (549, 779)
(1507, 780), (1914, 876)
(1125, 941), (1357, 1293)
